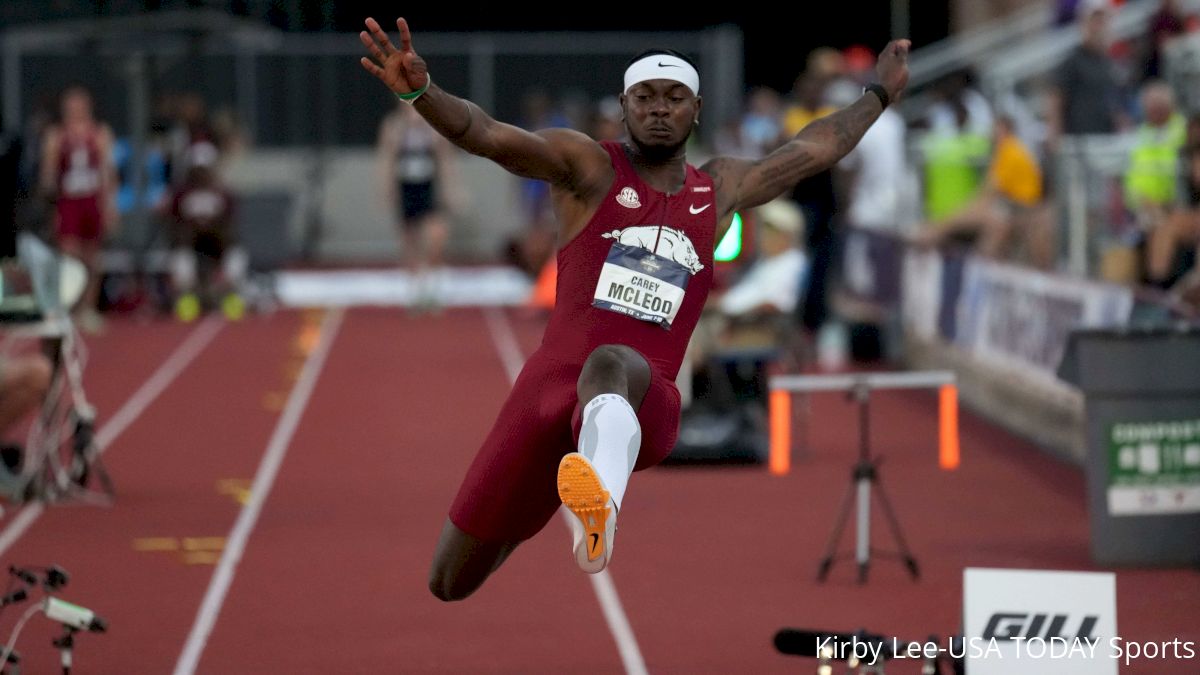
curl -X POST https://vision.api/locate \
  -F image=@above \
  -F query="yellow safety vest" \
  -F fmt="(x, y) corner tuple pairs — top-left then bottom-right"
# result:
(1125, 114), (1186, 208)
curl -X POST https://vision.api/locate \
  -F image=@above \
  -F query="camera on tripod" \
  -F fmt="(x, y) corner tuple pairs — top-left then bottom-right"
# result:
(1, 564), (108, 675)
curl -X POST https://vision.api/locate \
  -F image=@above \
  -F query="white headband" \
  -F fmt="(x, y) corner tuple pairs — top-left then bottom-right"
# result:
(623, 55), (700, 96)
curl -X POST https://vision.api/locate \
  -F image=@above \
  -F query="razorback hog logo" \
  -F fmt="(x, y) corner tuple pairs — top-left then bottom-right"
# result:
(602, 226), (704, 275)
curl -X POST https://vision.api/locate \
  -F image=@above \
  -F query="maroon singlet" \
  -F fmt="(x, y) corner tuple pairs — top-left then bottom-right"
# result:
(449, 140), (716, 542)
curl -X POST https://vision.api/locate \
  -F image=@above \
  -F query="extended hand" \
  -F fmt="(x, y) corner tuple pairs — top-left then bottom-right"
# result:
(875, 39), (911, 104)
(359, 17), (429, 96)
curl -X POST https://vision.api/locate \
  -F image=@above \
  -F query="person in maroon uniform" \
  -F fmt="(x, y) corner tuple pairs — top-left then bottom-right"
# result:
(359, 17), (909, 600)
(39, 87), (117, 330)
(165, 141), (241, 319)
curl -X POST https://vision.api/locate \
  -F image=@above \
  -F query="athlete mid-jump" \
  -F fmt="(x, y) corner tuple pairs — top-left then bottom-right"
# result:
(359, 17), (910, 601)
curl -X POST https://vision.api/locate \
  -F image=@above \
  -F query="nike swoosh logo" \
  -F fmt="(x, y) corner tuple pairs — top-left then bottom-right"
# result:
(658, 62), (680, 68)
(689, 203), (711, 214)
(589, 533), (600, 553)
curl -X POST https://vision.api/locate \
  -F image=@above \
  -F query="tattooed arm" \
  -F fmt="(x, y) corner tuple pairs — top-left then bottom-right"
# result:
(702, 40), (910, 238)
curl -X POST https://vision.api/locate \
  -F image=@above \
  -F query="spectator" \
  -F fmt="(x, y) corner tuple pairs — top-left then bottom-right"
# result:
(113, 137), (169, 218)
(831, 48), (912, 360)
(718, 199), (809, 317)
(687, 199), (808, 372)
(165, 142), (243, 321)
(1144, 124), (1200, 299)
(920, 98), (991, 223)
(38, 86), (117, 333)
(782, 67), (838, 334)
(375, 100), (463, 307)
(926, 69), (994, 139)
(920, 116), (1054, 268)
(1124, 80), (1186, 229)
(163, 93), (216, 186)
(1143, 0), (1190, 81)
(804, 46), (846, 81)
(740, 87), (784, 159)
(1047, 0), (1127, 146)
(211, 106), (248, 159)
(781, 72), (836, 143)
(834, 65), (911, 232)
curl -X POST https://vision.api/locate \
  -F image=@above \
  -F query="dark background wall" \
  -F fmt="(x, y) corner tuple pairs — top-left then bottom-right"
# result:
(1, 0), (952, 93)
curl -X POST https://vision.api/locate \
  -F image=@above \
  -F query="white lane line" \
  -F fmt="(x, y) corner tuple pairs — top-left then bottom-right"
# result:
(481, 307), (649, 675)
(0, 507), (43, 560)
(172, 308), (345, 675)
(481, 306), (527, 383)
(0, 317), (225, 557)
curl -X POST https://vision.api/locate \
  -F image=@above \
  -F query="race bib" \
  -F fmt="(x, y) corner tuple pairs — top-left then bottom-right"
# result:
(62, 147), (99, 197)
(592, 242), (690, 329)
(398, 154), (436, 182)
(63, 166), (101, 197)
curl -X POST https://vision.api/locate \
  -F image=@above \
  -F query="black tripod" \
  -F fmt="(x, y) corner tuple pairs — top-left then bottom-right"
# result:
(816, 380), (919, 584)
(52, 627), (75, 675)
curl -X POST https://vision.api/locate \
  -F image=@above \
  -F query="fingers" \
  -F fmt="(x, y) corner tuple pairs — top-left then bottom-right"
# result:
(359, 30), (387, 64)
(360, 57), (385, 80)
(363, 17), (395, 56)
(397, 17), (413, 53)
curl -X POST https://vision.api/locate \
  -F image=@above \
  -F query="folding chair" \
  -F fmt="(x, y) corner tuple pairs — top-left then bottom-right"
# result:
(0, 234), (113, 506)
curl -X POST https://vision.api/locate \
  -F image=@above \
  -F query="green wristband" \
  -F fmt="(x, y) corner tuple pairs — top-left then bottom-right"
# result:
(395, 74), (431, 105)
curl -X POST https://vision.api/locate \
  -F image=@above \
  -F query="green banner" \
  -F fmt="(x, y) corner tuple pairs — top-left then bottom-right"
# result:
(1107, 420), (1200, 516)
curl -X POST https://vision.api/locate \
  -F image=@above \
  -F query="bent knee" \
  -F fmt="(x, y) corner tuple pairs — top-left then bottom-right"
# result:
(583, 344), (646, 373)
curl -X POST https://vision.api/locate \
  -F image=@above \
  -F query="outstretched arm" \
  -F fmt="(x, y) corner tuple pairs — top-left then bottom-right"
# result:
(434, 134), (468, 213)
(703, 40), (911, 221)
(359, 17), (608, 196)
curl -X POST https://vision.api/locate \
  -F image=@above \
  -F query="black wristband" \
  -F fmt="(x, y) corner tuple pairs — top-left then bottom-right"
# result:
(864, 83), (890, 109)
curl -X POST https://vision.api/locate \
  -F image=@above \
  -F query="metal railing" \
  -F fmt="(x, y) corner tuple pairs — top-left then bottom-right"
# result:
(906, 3), (1051, 91)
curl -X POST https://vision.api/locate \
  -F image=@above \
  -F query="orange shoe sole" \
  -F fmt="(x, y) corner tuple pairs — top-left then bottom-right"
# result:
(557, 453), (611, 563)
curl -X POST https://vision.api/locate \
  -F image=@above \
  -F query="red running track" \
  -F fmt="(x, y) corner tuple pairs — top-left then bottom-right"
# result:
(0, 307), (1193, 674)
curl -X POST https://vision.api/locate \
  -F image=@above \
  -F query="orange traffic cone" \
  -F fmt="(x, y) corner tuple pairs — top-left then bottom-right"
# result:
(529, 258), (557, 310)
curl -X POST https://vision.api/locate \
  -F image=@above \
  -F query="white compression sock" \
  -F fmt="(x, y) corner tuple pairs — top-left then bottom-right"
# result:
(577, 393), (642, 510)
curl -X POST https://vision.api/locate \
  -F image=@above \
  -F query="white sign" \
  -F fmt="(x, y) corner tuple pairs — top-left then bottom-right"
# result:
(954, 261), (1133, 385)
(901, 247), (943, 341)
(963, 568), (1117, 675)
(593, 261), (686, 327)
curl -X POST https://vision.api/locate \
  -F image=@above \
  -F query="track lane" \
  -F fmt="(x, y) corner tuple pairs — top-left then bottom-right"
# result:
(0, 313), (302, 673)
(198, 308), (623, 673)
